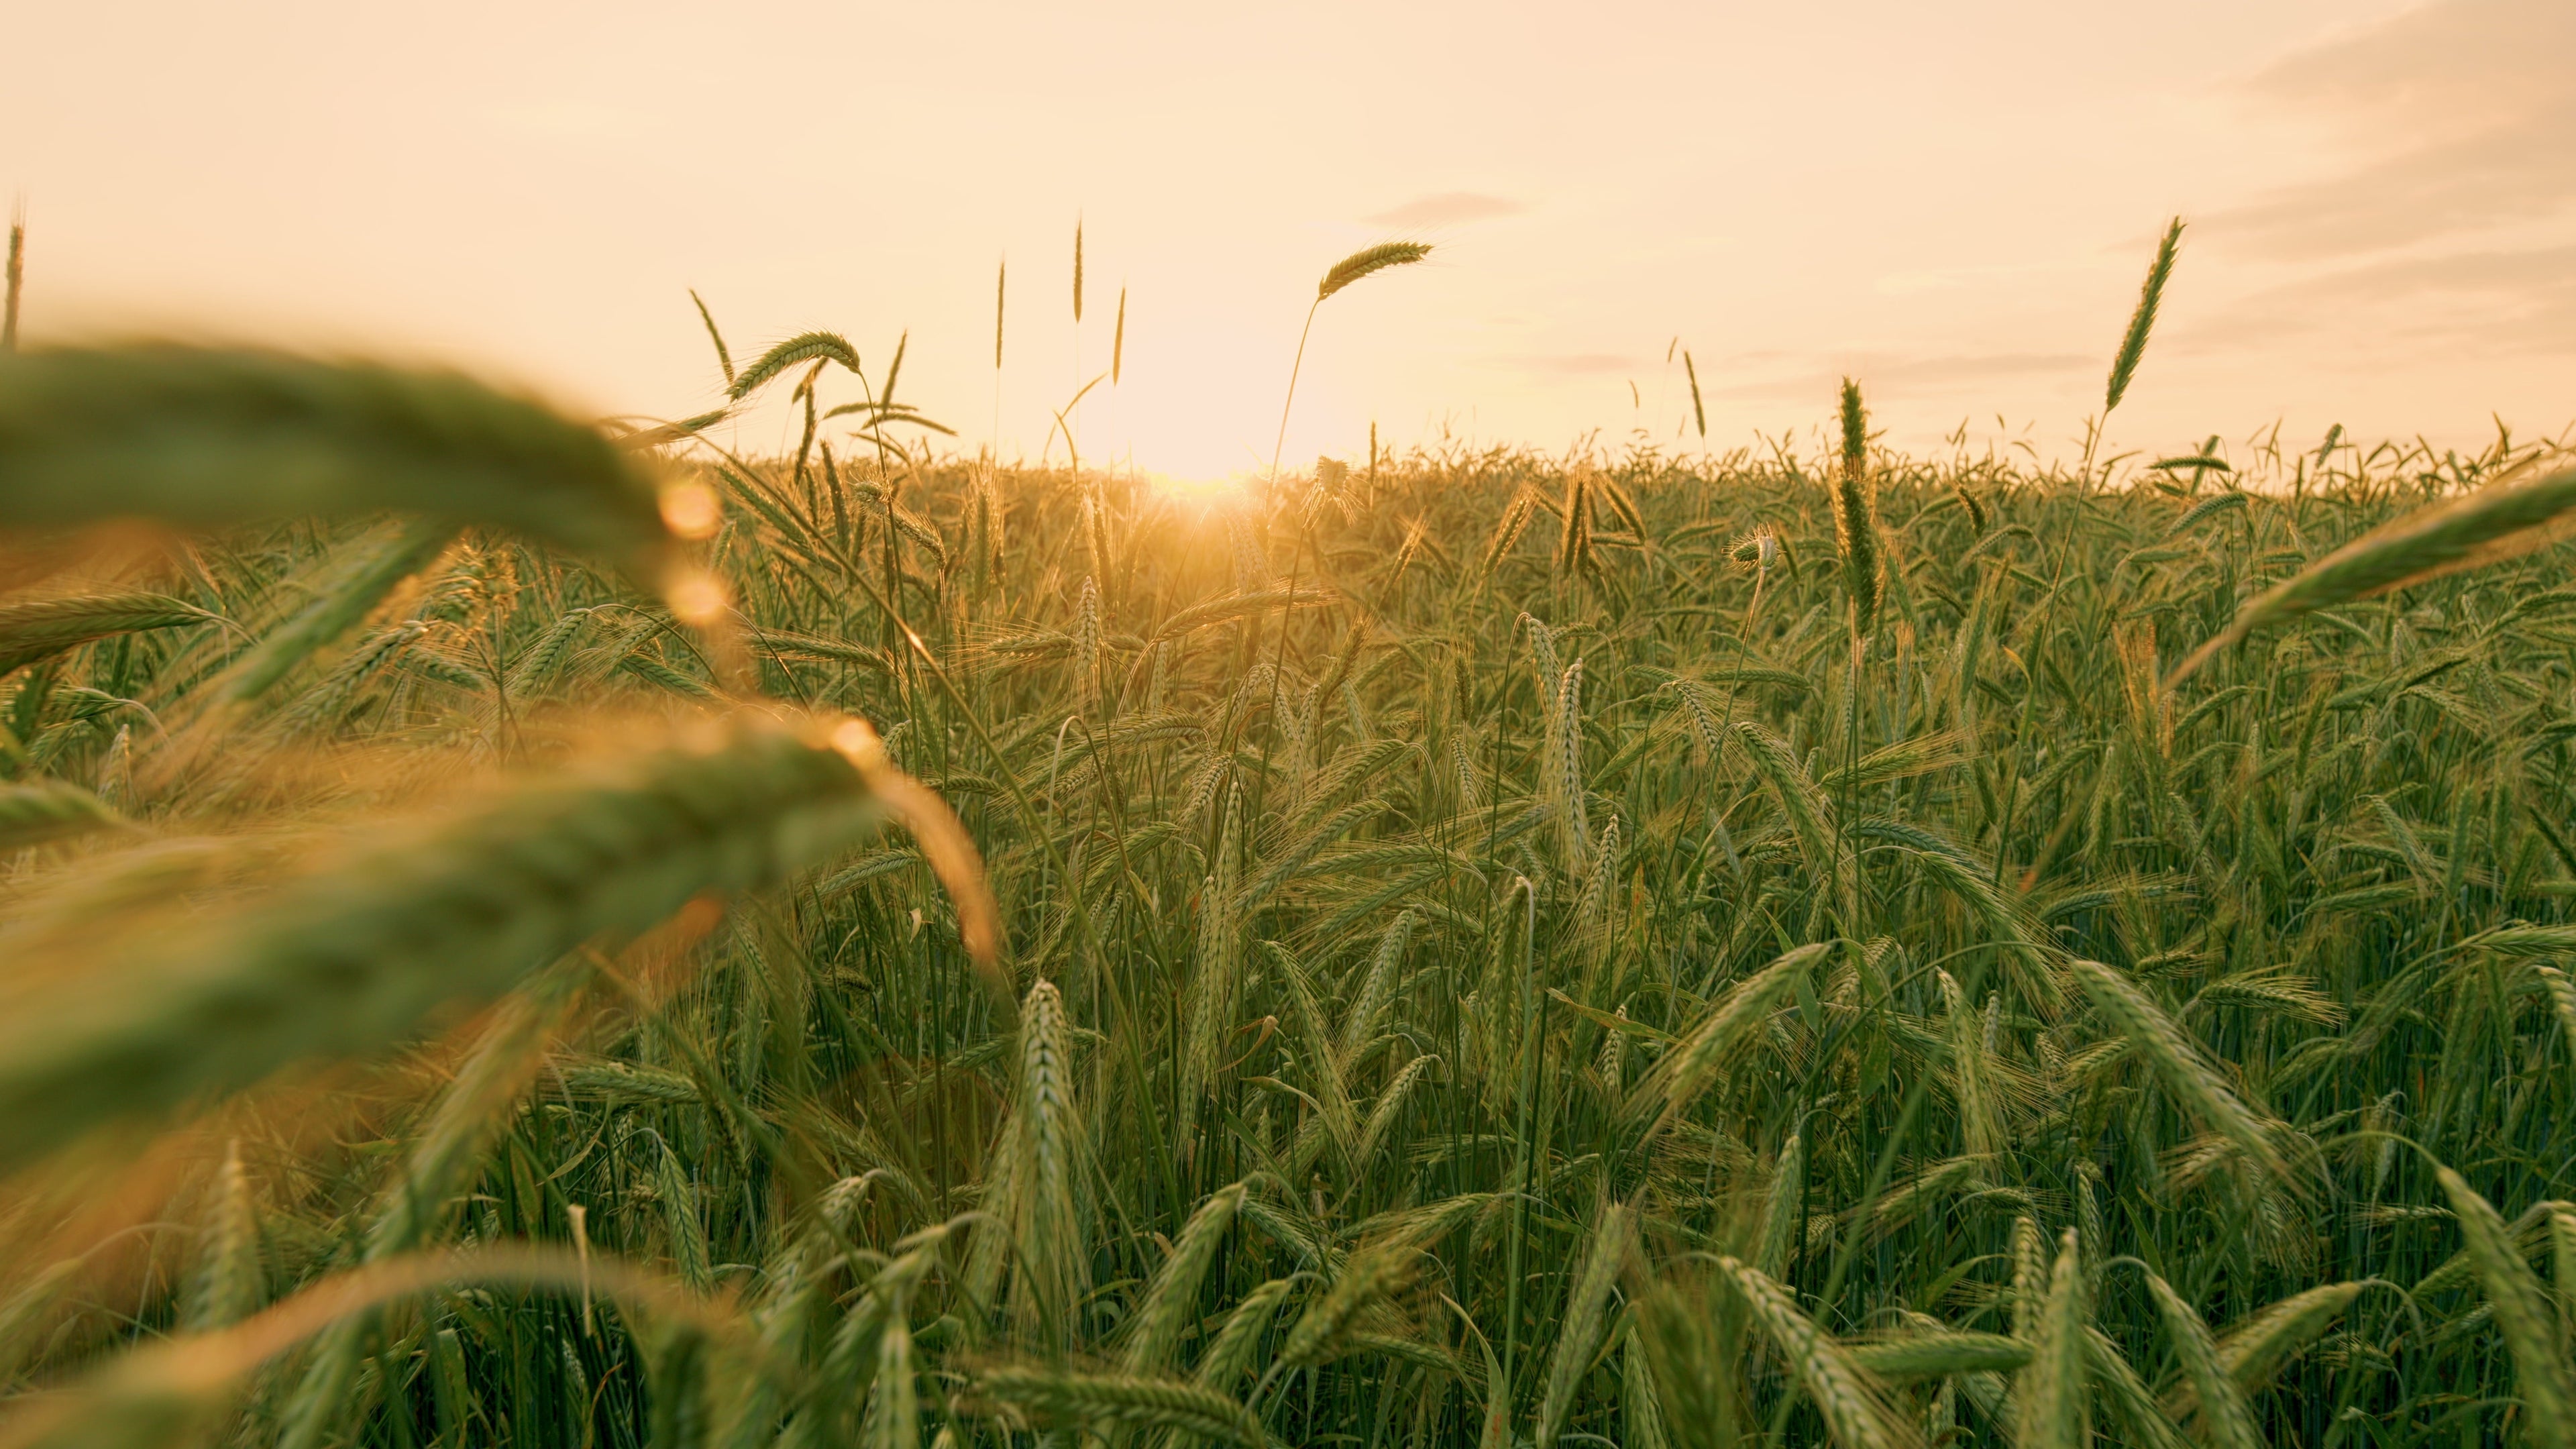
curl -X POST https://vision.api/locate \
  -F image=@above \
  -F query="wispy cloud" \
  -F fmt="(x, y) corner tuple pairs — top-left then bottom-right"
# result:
(1364, 192), (1527, 229)
(2211, 0), (2576, 258)
(2192, 243), (2576, 355)
(1520, 352), (1638, 376)
(1700, 352), (2094, 402)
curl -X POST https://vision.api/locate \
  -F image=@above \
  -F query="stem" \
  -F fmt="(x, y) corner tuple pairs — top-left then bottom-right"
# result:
(1271, 298), (1324, 485)
(1497, 876), (1540, 1422)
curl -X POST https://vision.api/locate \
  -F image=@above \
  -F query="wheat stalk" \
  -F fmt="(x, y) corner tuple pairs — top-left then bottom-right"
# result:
(1269, 242), (1432, 482)
(0, 347), (671, 575)
(1713, 1254), (1911, 1449)
(1632, 943), (1823, 1134)
(2434, 1165), (2576, 1446)
(977, 1365), (1265, 1448)
(0, 718), (899, 1168)
(1121, 1181), (1248, 1374)
(0, 592), (218, 676)
(1536, 1200), (1634, 1449)
(1833, 379), (1881, 639)
(2019, 1228), (2090, 1449)
(2140, 1268), (2261, 1449)
(0, 778), (124, 850)
(2169, 462), (2576, 684)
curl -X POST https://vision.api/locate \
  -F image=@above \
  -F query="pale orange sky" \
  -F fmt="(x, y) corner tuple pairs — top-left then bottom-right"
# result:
(5, 0), (2570, 480)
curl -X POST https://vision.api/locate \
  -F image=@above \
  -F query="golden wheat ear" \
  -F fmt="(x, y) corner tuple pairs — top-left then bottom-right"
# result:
(1318, 241), (1432, 301)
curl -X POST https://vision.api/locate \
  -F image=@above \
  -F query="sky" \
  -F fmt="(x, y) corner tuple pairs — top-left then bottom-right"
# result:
(3, 0), (2571, 480)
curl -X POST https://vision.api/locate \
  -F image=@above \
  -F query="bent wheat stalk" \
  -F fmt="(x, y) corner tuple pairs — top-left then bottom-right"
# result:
(2169, 462), (2576, 684)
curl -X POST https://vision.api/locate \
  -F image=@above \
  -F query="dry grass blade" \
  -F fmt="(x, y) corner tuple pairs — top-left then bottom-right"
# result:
(2169, 463), (2576, 684)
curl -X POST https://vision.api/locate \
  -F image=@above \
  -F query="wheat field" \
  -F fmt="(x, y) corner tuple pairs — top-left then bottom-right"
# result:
(7, 227), (2576, 1449)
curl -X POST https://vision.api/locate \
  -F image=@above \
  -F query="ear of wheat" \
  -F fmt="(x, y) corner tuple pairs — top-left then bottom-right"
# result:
(2105, 217), (2184, 415)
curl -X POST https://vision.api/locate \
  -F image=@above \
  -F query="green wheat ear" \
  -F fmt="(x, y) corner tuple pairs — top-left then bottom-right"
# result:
(2169, 462), (2576, 684)
(1684, 350), (1707, 439)
(973, 1366), (1267, 1448)
(0, 778), (124, 849)
(3, 203), (22, 353)
(0, 592), (219, 676)
(728, 332), (861, 401)
(1271, 240), (1434, 481)
(2105, 217), (2184, 415)
(1833, 378), (1882, 637)
(0, 346), (669, 574)
(688, 289), (734, 386)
